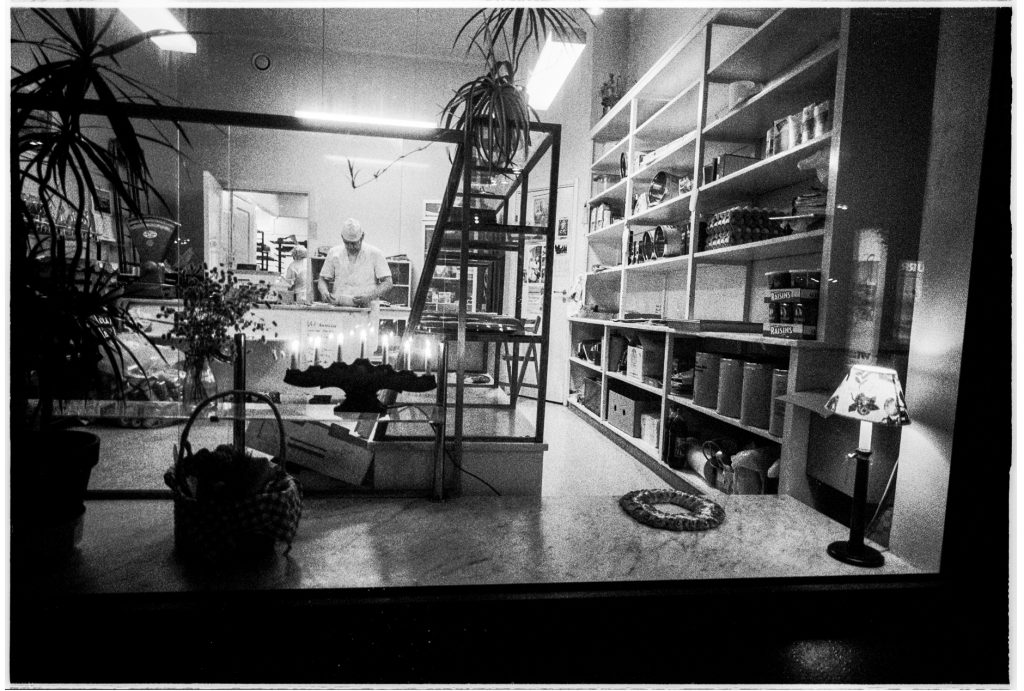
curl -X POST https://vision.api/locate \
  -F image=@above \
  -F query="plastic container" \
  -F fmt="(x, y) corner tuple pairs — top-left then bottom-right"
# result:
(740, 362), (773, 429)
(693, 352), (721, 408)
(716, 358), (743, 418)
(768, 369), (789, 436)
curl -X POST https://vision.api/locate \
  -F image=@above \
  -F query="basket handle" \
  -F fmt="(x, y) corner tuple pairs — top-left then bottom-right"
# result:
(176, 390), (287, 468)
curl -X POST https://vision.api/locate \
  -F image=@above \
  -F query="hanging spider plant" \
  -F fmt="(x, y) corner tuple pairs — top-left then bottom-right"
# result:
(441, 48), (535, 170)
(444, 9), (588, 170)
(11, 8), (189, 425)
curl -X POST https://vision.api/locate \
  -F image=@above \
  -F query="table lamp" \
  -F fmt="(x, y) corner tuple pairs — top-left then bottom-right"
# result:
(823, 364), (910, 567)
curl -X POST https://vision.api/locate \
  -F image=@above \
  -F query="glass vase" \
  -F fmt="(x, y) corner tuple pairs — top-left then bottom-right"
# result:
(181, 355), (216, 407)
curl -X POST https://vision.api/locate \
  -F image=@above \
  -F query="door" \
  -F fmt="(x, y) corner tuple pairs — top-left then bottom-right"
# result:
(512, 182), (577, 403)
(202, 172), (223, 267)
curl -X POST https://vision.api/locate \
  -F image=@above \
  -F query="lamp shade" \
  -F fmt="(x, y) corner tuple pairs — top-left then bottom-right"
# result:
(824, 364), (910, 426)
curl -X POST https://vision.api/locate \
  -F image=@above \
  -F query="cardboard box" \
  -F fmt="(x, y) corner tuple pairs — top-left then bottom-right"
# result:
(626, 343), (664, 380)
(246, 417), (375, 486)
(607, 389), (656, 437)
(762, 323), (818, 340)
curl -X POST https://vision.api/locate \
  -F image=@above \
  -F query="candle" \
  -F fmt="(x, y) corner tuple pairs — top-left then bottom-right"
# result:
(313, 335), (321, 366)
(360, 329), (367, 359)
(382, 335), (389, 366)
(858, 420), (873, 453)
(336, 331), (344, 362)
(290, 340), (299, 369)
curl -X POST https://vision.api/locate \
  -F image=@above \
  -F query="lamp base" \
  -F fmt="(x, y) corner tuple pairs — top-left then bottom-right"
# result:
(827, 540), (884, 568)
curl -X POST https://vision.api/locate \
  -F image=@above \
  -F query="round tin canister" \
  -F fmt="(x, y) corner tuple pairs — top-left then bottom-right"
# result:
(795, 301), (818, 326)
(716, 358), (743, 418)
(693, 352), (721, 408)
(768, 369), (789, 437)
(740, 362), (773, 429)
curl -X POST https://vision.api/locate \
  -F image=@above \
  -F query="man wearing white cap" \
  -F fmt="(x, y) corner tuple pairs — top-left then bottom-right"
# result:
(317, 218), (393, 307)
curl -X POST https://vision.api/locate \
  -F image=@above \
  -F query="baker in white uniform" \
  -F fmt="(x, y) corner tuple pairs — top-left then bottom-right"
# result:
(317, 218), (393, 308)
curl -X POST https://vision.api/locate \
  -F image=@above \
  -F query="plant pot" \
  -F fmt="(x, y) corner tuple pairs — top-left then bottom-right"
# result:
(12, 429), (100, 556)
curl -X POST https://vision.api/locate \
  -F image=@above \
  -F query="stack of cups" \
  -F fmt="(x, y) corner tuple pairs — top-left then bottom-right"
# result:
(693, 352), (721, 408)
(716, 358), (743, 418)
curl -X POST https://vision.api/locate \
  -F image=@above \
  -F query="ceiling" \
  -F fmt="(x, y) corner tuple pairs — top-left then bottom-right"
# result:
(183, 8), (481, 64)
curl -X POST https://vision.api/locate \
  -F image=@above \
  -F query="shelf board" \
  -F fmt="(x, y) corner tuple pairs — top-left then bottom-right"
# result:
(585, 267), (622, 279)
(707, 8), (842, 84)
(587, 177), (629, 208)
(697, 134), (832, 210)
(569, 356), (601, 373)
(605, 320), (674, 334)
(569, 316), (617, 327)
(607, 371), (665, 396)
(695, 229), (824, 264)
(704, 40), (840, 142)
(628, 190), (694, 225)
(662, 463), (726, 500)
(777, 389), (831, 414)
(568, 396), (604, 425)
(635, 80), (702, 143)
(667, 394), (781, 443)
(587, 220), (626, 244)
(630, 132), (698, 185)
(686, 330), (829, 348)
(592, 135), (631, 175)
(624, 254), (690, 274)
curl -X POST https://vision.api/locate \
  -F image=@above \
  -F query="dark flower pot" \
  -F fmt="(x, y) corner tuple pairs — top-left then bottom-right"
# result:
(12, 430), (100, 556)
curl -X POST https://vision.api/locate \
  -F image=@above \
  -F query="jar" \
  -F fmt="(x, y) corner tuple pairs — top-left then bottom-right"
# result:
(790, 269), (809, 288)
(794, 300), (818, 326)
(766, 270), (791, 289)
(801, 104), (816, 144)
(779, 301), (794, 324)
(767, 301), (781, 324)
(814, 100), (833, 138)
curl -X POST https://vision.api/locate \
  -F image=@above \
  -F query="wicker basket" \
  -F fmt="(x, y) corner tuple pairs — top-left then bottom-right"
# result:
(164, 390), (302, 561)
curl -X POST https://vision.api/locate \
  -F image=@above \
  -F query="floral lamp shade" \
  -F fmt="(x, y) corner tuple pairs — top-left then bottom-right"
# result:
(824, 364), (910, 427)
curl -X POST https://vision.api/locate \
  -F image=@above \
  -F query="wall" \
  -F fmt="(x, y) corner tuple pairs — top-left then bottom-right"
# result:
(888, 9), (996, 571)
(625, 8), (708, 87)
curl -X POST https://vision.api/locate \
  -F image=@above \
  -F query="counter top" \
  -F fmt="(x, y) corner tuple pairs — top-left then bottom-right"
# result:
(23, 494), (919, 596)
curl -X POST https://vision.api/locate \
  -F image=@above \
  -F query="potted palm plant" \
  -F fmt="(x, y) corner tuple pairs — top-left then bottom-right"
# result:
(442, 8), (587, 169)
(11, 8), (185, 553)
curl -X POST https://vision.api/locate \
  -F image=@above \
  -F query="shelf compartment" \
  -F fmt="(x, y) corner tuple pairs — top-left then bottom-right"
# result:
(668, 393), (781, 443)
(630, 132), (698, 184)
(587, 177), (629, 208)
(624, 254), (690, 274)
(635, 80), (702, 143)
(592, 135), (631, 175)
(628, 190), (694, 226)
(607, 371), (665, 396)
(696, 133), (832, 210)
(696, 229), (824, 264)
(589, 100), (632, 143)
(587, 219), (627, 244)
(707, 8), (842, 84)
(704, 40), (840, 143)
(569, 356), (602, 374)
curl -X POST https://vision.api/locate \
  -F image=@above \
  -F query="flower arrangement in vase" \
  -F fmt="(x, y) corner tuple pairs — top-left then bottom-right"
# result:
(162, 266), (275, 404)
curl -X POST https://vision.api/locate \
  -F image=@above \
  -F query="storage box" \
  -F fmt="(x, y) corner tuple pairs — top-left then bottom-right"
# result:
(607, 389), (656, 437)
(640, 412), (660, 449)
(581, 376), (602, 416)
(246, 417), (374, 486)
(626, 342), (665, 380)
(714, 153), (759, 180)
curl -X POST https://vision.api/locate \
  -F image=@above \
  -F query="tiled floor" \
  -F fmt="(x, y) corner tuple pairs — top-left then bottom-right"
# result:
(84, 401), (670, 495)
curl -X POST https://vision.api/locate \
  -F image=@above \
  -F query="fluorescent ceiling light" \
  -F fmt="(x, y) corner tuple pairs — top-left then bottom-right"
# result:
(586, 7), (605, 16)
(120, 8), (197, 54)
(527, 35), (586, 110)
(295, 111), (436, 130)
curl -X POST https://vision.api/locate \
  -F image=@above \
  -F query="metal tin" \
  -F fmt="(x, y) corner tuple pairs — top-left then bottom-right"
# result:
(740, 362), (773, 429)
(768, 368), (789, 437)
(693, 352), (721, 408)
(716, 358), (743, 418)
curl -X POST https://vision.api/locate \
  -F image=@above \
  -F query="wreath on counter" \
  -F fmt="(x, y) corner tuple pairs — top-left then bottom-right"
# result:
(619, 489), (725, 531)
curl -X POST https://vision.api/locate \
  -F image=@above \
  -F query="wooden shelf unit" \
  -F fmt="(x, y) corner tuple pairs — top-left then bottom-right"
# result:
(577, 8), (929, 508)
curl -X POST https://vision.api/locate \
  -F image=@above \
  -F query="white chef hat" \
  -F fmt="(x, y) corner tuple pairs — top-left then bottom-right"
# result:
(341, 218), (363, 242)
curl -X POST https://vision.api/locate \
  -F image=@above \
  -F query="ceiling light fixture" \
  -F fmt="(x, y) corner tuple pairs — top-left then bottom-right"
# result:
(120, 8), (197, 54)
(586, 7), (605, 16)
(527, 34), (586, 110)
(295, 111), (437, 130)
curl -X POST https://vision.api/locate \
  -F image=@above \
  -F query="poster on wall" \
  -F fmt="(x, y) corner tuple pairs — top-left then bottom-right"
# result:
(555, 217), (569, 255)
(532, 195), (549, 227)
